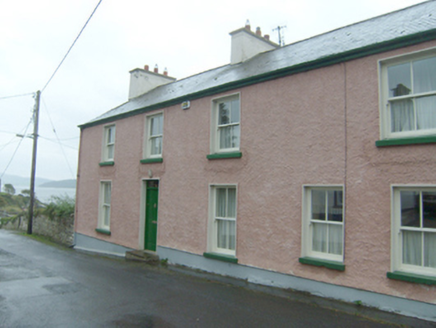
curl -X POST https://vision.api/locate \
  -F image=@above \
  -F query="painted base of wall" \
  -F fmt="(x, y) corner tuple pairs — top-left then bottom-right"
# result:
(157, 246), (436, 323)
(72, 233), (435, 322)
(74, 232), (133, 257)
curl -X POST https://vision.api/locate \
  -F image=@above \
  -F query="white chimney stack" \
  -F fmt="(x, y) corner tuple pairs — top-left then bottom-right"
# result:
(230, 22), (278, 65)
(128, 64), (176, 99)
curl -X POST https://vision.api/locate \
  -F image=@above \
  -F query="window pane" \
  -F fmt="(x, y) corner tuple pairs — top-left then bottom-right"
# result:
(217, 219), (235, 250)
(231, 125), (240, 148)
(391, 99), (414, 132)
(104, 205), (110, 226)
(107, 127), (115, 143)
(218, 102), (230, 125)
(328, 224), (343, 255)
(416, 95), (436, 131)
(150, 115), (162, 136)
(312, 222), (327, 252)
(107, 145), (114, 159)
(150, 137), (162, 155)
(413, 56), (436, 94)
(423, 192), (436, 228)
(327, 190), (343, 222)
(104, 183), (111, 204)
(388, 63), (411, 97)
(219, 126), (231, 149)
(424, 232), (436, 268)
(230, 99), (240, 123)
(227, 188), (236, 218)
(229, 220), (236, 250)
(311, 190), (326, 221)
(402, 230), (422, 266)
(216, 188), (226, 217)
(401, 191), (420, 227)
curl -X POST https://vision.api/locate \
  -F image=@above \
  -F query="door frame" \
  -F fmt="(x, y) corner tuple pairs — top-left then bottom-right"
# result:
(139, 178), (160, 250)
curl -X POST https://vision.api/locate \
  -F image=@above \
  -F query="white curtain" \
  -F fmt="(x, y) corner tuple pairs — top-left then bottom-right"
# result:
(329, 225), (343, 255)
(424, 232), (436, 268)
(312, 223), (327, 253)
(416, 96), (436, 130)
(391, 99), (414, 132)
(403, 230), (422, 266)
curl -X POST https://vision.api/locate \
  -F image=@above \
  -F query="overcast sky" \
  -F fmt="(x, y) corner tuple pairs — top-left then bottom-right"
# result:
(0, 0), (426, 182)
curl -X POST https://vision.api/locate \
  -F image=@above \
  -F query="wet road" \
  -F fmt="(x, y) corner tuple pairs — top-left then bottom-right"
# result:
(0, 230), (433, 327)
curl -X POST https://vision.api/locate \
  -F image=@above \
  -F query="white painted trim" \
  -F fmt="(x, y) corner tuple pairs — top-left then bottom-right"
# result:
(143, 111), (164, 159)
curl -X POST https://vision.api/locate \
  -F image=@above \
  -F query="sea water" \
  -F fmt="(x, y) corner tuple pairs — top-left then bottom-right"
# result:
(13, 185), (76, 204)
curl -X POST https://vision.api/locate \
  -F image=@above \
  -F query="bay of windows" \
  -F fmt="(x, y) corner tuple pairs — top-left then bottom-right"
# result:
(381, 51), (436, 139)
(302, 186), (344, 263)
(209, 185), (237, 256)
(103, 125), (115, 161)
(146, 113), (163, 157)
(392, 188), (436, 276)
(211, 95), (240, 153)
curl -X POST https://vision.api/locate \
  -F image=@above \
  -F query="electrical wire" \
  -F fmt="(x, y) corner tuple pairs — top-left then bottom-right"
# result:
(41, 0), (103, 93)
(40, 97), (76, 178)
(0, 92), (34, 100)
(0, 116), (33, 180)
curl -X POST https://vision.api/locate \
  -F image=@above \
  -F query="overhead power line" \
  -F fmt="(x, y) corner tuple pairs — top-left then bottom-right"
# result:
(0, 92), (34, 100)
(41, 0), (103, 92)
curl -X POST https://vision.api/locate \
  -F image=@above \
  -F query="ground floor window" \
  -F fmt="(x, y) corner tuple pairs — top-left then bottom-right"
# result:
(98, 181), (112, 231)
(392, 187), (436, 276)
(209, 185), (237, 256)
(301, 186), (344, 263)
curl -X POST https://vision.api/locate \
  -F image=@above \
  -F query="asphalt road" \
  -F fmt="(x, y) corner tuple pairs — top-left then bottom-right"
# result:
(0, 230), (433, 328)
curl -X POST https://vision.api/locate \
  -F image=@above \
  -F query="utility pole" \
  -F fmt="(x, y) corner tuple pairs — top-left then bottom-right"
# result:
(27, 90), (40, 235)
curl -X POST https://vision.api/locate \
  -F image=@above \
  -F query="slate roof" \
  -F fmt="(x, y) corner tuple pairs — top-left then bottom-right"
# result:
(83, 0), (436, 127)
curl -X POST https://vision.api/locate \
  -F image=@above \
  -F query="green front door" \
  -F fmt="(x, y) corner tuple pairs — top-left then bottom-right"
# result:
(145, 180), (159, 251)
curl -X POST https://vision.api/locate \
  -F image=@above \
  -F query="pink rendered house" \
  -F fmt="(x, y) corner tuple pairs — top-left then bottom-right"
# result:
(75, 2), (436, 321)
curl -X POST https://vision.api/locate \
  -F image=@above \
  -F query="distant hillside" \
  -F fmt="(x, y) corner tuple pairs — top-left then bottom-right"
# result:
(1, 174), (51, 187)
(39, 179), (76, 188)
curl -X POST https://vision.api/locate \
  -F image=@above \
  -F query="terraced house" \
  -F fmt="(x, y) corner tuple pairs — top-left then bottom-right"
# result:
(75, 1), (436, 321)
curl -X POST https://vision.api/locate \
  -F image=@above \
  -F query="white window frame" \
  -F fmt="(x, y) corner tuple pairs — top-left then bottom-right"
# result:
(301, 185), (345, 263)
(98, 181), (112, 231)
(391, 185), (436, 276)
(208, 184), (237, 256)
(210, 93), (240, 154)
(144, 112), (163, 159)
(102, 125), (116, 161)
(379, 47), (436, 140)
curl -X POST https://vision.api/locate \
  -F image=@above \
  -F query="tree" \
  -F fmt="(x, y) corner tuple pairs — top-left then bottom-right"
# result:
(3, 184), (15, 196)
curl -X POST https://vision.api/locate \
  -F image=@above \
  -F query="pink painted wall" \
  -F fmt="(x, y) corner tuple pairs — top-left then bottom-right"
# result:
(76, 40), (436, 304)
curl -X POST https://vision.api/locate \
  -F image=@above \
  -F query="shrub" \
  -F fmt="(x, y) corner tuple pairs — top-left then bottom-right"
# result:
(44, 195), (75, 220)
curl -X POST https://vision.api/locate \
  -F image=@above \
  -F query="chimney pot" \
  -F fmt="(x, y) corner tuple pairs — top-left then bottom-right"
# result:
(144, 65), (149, 71)
(245, 19), (250, 30)
(164, 67), (168, 76)
(256, 27), (261, 36)
(154, 64), (158, 73)
(264, 34), (270, 40)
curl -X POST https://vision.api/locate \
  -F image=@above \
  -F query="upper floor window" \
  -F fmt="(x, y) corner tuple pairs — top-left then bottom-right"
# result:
(301, 186), (344, 263)
(211, 94), (240, 153)
(145, 113), (163, 158)
(103, 125), (115, 161)
(392, 187), (436, 277)
(380, 49), (436, 139)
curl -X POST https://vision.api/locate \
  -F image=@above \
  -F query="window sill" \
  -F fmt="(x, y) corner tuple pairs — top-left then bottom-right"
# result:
(207, 152), (242, 160)
(203, 252), (238, 263)
(95, 228), (111, 236)
(140, 158), (163, 164)
(376, 135), (436, 147)
(299, 257), (345, 271)
(387, 271), (436, 286)
(99, 161), (115, 166)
